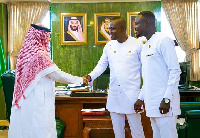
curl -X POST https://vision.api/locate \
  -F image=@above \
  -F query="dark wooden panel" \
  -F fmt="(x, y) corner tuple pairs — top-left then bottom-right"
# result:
(55, 96), (153, 138)
(56, 103), (83, 138)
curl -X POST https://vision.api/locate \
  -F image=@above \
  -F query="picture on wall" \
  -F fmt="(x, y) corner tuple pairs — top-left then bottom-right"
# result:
(94, 12), (120, 45)
(60, 13), (87, 45)
(127, 12), (139, 38)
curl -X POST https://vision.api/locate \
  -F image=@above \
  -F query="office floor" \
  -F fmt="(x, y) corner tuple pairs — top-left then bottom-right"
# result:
(0, 120), (9, 138)
(0, 130), (8, 138)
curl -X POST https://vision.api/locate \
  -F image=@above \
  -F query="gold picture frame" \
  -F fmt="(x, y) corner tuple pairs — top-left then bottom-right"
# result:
(60, 13), (87, 45)
(94, 12), (120, 45)
(127, 12), (139, 38)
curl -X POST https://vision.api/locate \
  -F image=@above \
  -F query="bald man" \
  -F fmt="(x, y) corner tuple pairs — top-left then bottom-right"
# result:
(86, 16), (145, 138)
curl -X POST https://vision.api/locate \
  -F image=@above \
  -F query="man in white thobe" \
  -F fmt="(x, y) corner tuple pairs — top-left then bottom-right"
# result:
(134, 11), (181, 138)
(86, 16), (145, 138)
(8, 24), (88, 138)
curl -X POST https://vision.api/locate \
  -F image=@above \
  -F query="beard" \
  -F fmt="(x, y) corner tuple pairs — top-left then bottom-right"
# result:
(70, 25), (78, 31)
(136, 33), (142, 38)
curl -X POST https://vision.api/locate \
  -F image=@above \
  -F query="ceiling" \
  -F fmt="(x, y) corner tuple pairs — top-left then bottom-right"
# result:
(0, 0), (161, 3)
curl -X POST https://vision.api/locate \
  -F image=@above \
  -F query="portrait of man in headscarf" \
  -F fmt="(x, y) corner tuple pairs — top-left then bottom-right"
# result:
(95, 13), (120, 45)
(64, 16), (84, 41)
(99, 18), (111, 41)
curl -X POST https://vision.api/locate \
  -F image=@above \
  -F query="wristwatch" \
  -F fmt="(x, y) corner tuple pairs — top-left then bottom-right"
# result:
(163, 98), (170, 104)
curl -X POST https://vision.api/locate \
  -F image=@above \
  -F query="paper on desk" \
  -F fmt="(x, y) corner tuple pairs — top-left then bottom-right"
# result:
(55, 86), (67, 91)
(55, 91), (68, 96)
(70, 87), (89, 92)
(68, 84), (82, 87)
(81, 108), (105, 112)
(177, 118), (185, 125)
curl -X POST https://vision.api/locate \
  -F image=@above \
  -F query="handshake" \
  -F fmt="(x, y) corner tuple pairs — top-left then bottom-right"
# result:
(81, 75), (92, 87)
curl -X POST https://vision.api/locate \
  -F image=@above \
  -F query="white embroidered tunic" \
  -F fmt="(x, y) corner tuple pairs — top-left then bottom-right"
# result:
(89, 36), (143, 114)
(138, 32), (181, 117)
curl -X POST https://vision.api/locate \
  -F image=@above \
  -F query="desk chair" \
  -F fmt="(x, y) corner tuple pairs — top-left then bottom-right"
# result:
(95, 67), (110, 90)
(1, 70), (15, 122)
(1, 70), (65, 138)
(177, 102), (200, 138)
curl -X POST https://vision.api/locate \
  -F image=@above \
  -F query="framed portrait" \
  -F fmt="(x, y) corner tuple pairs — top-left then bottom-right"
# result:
(60, 13), (87, 45)
(94, 12), (120, 45)
(127, 12), (139, 38)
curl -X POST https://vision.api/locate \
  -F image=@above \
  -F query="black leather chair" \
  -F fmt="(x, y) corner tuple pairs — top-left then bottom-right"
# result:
(1, 70), (66, 138)
(177, 102), (200, 138)
(1, 70), (15, 122)
(95, 67), (110, 90)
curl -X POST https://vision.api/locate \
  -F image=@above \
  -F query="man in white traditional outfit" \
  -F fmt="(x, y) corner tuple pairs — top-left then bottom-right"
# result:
(8, 24), (88, 138)
(134, 11), (181, 138)
(86, 16), (145, 138)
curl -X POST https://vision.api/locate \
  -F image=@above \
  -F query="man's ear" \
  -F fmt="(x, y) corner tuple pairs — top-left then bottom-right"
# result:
(145, 20), (150, 28)
(121, 25), (125, 31)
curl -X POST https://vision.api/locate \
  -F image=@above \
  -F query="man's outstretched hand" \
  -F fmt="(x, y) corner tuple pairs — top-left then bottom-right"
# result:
(82, 76), (88, 87)
(85, 75), (91, 82)
(81, 75), (91, 87)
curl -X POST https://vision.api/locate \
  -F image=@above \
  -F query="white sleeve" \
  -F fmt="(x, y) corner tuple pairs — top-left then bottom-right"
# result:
(47, 69), (83, 85)
(137, 41), (143, 77)
(137, 41), (143, 100)
(89, 45), (109, 81)
(159, 37), (181, 100)
(138, 88), (144, 101)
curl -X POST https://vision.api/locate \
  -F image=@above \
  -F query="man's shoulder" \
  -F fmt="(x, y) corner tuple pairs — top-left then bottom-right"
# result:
(155, 32), (172, 41)
(154, 32), (175, 50)
(128, 36), (140, 41)
(127, 36), (143, 45)
(128, 36), (137, 40)
(105, 40), (117, 46)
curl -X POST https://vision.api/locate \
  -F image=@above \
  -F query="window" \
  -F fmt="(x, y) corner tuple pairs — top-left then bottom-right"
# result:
(161, 8), (186, 62)
(41, 10), (50, 29)
(41, 10), (53, 58)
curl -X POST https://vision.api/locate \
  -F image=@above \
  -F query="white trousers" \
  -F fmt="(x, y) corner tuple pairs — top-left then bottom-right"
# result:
(110, 112), (145, 138)
(150, 116), (178, 138)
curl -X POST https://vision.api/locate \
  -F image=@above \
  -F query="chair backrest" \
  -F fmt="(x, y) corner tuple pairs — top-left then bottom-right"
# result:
(95, 67), (110, 90)
(1, 70), (15, 122)
(179, 102), (200, 118)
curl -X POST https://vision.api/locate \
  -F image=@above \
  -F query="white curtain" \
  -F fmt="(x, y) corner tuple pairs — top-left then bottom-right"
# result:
(7, 2), (50, 69)
(162, 0), (200, 81)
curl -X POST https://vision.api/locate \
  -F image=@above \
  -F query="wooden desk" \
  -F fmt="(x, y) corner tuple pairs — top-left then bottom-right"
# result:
(55, 96), (152, 138)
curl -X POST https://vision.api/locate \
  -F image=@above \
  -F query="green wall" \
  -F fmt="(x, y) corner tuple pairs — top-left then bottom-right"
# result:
(0, 1), (162, 120)
(0, 3), (8, 65)
(51, 2), (161, 86)
(0, 3), (7, 120)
